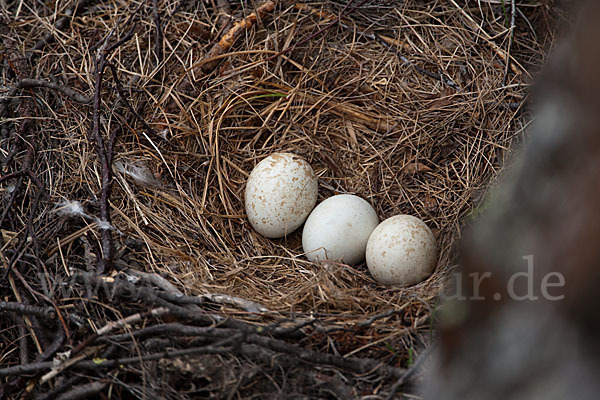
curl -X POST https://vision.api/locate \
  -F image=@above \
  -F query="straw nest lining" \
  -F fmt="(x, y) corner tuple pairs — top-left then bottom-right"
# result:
(0, 0), (560, 397)
(131, 0), (541, 322)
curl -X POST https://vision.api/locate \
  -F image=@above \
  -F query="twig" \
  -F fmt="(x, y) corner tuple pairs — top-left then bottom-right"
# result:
(55, 381), (109, 400)
(18, 323), (28, 365)
(123, 268), (185, 295)
(40, 347), (97, 384)
(200, 293), (270, 313)
(156, 289), (270, 313)
(81, 338), (238, 366)
(97, 307), (170, 335)
(15, 79), (91, 103)
(0, 301), (56, 320)
(0, 78), (90, 120)
(1, 326), (65, 395)
(88, 25), (135, 274)
(36, 376), (87, 400)
(152, 0), (164, 64)
(102, 323), (238, 342)
(201, 0), (279, 72)
(503, 0), (517, 84)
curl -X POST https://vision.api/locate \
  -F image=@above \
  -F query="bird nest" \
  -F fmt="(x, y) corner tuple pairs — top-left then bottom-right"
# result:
(0, 0), (562, 398)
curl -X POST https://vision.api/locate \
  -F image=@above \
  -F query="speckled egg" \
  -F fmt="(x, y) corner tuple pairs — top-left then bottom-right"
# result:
(302, 194), (379, 265)
(366, 215), (437, 286)
(245, 153), (318, 238)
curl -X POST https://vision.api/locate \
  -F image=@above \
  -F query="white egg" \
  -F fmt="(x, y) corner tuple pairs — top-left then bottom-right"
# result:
(302, 194), (379, 265)
(366, 215), (437, 286)
(245, 153), (318, 238)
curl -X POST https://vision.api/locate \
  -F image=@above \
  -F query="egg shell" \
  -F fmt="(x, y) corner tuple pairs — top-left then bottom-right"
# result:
(245, 153), (318, 238)
(366, 215), (437, 286)
(302, 194), (379, 265)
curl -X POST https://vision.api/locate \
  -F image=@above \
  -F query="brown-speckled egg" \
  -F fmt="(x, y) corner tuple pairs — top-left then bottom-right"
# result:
(366, 215), (437, 285)
(245, 153), (318, 238)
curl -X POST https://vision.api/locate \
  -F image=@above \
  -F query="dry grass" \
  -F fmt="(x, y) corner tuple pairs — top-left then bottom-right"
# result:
(0, 0), (563, 397)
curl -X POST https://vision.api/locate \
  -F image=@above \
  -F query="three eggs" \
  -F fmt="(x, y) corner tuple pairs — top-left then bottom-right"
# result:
(244, 153), (437, 286)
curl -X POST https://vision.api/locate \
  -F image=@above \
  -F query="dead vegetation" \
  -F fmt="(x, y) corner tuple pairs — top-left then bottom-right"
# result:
(0, 0), (563, 398)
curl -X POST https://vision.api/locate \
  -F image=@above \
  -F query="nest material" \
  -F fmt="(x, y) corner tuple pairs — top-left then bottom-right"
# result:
(0, 0), (562, 398)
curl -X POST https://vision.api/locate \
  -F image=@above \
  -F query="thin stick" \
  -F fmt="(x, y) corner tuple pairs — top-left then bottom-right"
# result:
(503, 0), (517, 84)
(88, 25), (135, 274)
(0, 301), (56, 320)
(201, 0), (279, 72)
(0, 79), (91, 104)
(152, 0), (164, 64)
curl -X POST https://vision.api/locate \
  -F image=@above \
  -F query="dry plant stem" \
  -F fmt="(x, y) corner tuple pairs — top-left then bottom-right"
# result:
(266, 0), (371, 62)
(449, 0), (527, 77)
(155, 288), (270, 313)
(29, 0), (97, 57)
(89, 27), (135, 274)
(53, 381), (109, 400)
(503, 0), (517, 84)
(0, 301), (57, 320)
(18, 323), (28, 365)
(7, 79), (91, 104)
(201, 0), (278, 72)
(373, 34), (459, 90)
(152, 0), (164, 64)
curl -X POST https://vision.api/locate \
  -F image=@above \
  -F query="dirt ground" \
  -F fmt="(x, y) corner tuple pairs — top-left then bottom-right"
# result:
(0, 1), (565, 398)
